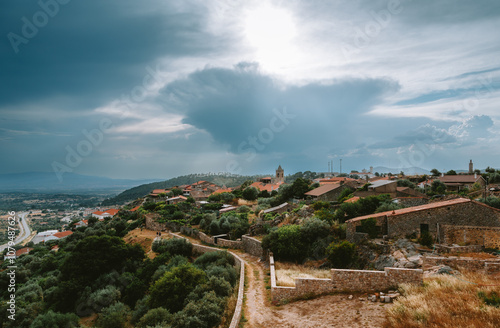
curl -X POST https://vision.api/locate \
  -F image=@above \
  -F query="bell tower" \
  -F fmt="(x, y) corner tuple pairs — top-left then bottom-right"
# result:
(275, 165), (284, 183)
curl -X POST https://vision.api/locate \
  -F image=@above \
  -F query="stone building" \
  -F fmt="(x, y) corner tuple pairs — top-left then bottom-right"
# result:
(305, 182), (354, 201)
(346, 198), (500, 243)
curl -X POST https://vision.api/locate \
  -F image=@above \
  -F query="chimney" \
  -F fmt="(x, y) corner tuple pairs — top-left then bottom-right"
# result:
(474, 172), (477, 179)
(441, 172), (444, 177)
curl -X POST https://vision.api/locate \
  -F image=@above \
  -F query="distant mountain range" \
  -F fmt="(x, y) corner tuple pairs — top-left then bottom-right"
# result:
(0, 172), (157, 193)
(372, 166), (431, 175)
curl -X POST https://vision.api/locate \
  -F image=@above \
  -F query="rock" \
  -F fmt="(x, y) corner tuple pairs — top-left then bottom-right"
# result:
(404, 261), (417, 268)
(374, 255), (396, 270)
(384, 296), (392, 303)
(348, 295), (353, 300)
(437, 266), (453, 275)
(392, 250), (406, 260)
(359, 297), (365, 301)
(408, 255), (423, 266)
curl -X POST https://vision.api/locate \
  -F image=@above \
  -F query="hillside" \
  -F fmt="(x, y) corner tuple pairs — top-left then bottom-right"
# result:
(101, 173), (262, 205)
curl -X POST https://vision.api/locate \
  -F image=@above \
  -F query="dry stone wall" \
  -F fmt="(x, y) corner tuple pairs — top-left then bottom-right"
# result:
(424, 255), (500, 274)
(442, 225), (500, 249)
(270, 255), (423, 303)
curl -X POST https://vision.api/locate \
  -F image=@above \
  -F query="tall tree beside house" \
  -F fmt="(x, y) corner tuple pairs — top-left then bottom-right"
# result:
(430, 168), (441, 176)
(446, 170), (457, 175)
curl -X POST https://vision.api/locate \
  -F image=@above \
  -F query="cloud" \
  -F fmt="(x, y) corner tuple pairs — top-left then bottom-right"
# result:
(370, 124), (456, 149)
(161, 63), (400, 155)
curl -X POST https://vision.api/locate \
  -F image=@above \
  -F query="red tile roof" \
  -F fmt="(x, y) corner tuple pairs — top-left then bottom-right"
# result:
(130, 205), (141, 212)
(305, 183), (343, 197)
(211, 188), (233, 195)
(347, 198), (472, 223)
(250, 181), (283, 192)
(438, 175), (483, 184)
(16, 247), (33, 257)
(53, 231), (73, 238)
(103, 209), (119, 216)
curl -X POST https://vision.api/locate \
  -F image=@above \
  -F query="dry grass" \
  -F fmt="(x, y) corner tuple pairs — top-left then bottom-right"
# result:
(275, 262), (331, 287)
(385, 271), (500, 328)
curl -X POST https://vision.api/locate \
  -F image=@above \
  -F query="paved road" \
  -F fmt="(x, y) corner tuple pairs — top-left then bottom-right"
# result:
(0, 212), (30, 252)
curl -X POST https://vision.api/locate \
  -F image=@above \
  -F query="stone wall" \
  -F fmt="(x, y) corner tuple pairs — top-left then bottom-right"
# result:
(347, 199), (500, 241)
(167, 232), (245, 328)
(270, 255), (422, 303)
(145, 213), (167, 231)
(388, 201), (500, 240)
(242, 235), (266, 258)
(435, 244), (483, 254)
(423, 255), (500, 273)
(441, 225), (500, 249)
(217, 238), (244, 249)
(198, 231), (215, 244)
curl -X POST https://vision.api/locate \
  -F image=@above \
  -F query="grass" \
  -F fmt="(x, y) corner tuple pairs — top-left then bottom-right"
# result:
(385, 271), (500, 327)
(274, 262), (331, 287)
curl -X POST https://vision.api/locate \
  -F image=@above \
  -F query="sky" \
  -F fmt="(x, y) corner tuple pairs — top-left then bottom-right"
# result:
(1, 0), (500, 180)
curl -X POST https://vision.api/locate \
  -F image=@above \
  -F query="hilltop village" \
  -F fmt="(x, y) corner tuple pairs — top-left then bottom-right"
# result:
(2, 162), (500, 327)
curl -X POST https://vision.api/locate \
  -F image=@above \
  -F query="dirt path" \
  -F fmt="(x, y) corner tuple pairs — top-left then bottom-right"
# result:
(238, 251), (389, 328)
(133, 229), (390, 327)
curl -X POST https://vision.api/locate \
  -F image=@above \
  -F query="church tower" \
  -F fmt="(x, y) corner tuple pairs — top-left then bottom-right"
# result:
(275, 165), (284, 183)
(469, 159), (473, 174)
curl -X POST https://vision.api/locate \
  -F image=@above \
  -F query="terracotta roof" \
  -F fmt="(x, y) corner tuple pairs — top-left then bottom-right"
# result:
(250, 181), (283, 192)
(316, 177), (356, 184)
(93, 210), (104, 215)
(211, 188), (233, 195)
(53, 230), (73, 238)
(130, 205), (141, 212)
(438, 175), (482, 184)
(347, 198), (472, 223)
(151, 189), (167, 195)
(102, 209), (119, 216)
(305, 183), (343, 197)
(16, 247), (33, 257)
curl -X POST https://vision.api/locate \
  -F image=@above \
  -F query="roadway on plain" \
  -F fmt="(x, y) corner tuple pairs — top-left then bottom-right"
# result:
(0, 212), (31, 252)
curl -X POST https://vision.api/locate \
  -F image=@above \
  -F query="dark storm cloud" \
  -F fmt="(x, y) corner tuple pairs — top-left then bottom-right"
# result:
(0, 0), (230, 109)
(161, 63), (400, 154)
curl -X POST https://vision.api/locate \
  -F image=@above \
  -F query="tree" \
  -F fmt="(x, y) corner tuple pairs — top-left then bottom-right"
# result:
(149, 263), (207, 312)
(137, 308), (172, 328)
(242, 187), (259, 201)
(327, 241), (357, 268)
(446, 170), (457, 175)
(30, 310), (80, 328)
(95, 302), (130, 328)
(430, 180), (446, 194)
(261, 225), (307, 262)
(430, 168), (441, 176)
(486, 166), (496, 173)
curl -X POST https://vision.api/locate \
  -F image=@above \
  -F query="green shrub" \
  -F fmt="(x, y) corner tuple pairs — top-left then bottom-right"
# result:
(137, 307), (173, 328)
(30, 310), (80, 328)
(326, 241), (357, 268)
(262, 225), (307, 262)
(95, 302), (130, 328)
(360, 218), (379, 238)
(478, 291), (500, 307)
(194, 251), (235, 270)
(172, 291), (225, 328)
(149, 263), (207, 313)
(418, 232), (434, 248)
(152, 238), (193, 257)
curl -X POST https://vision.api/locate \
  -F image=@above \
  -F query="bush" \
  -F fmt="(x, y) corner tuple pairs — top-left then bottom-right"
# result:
(88, 286), (121, 312)
(30, 310), (80, 328)
(242, 187), (259, 201)
(262, 225), (307, 262)
(95, 302), (130, 328)
(149, 263), (207, 313)
(152, 238), (193, 257)
(137, 307), (173, 328)
(360, 218), (379, 238)
(194, 251), (235, 270)
(327, 241), (357, 268)
(418, 232), (434, 248)
(172, 291), (225, 328)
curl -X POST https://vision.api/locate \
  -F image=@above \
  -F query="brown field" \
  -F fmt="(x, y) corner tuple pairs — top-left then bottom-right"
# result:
(385, 271), (500, 328)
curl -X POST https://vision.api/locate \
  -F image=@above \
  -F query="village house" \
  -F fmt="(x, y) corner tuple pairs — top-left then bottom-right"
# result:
(346, 198), (500, 246)
(250, 166), (286, 193)
(305, 182), (355, 202)
(92, 208), (119, 220)
(437, 173), (486, 192)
